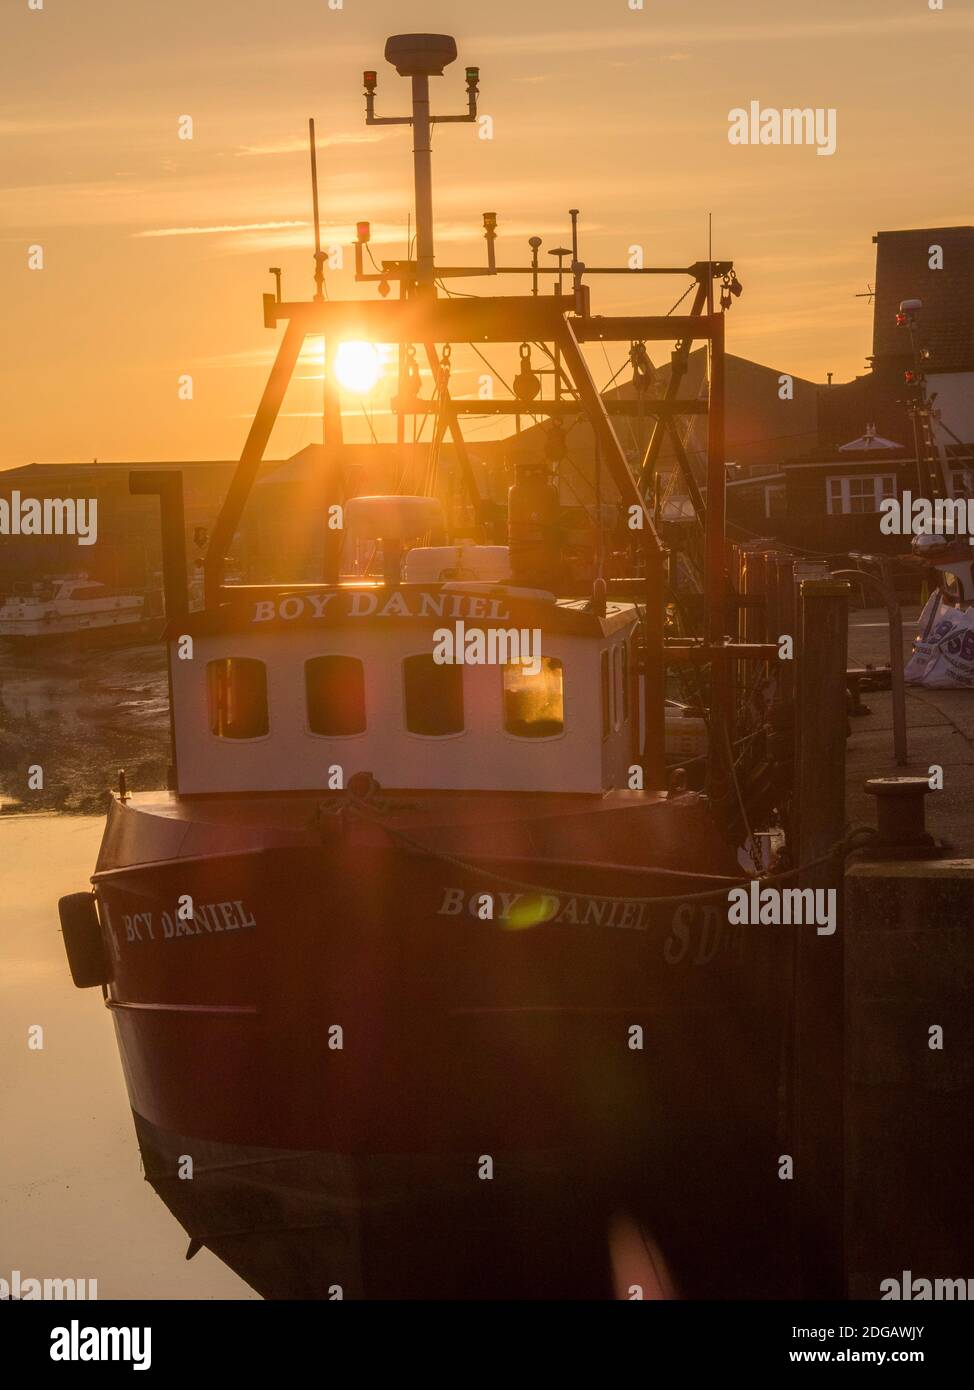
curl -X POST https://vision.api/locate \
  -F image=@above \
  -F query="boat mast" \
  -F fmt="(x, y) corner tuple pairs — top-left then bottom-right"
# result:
(366, 35), (480, 296)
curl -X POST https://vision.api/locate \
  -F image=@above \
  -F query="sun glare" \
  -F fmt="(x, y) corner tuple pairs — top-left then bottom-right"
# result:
(334, 340), (381, 394)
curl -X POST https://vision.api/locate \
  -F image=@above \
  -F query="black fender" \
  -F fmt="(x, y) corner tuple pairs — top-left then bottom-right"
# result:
(58, 891), (112, 988)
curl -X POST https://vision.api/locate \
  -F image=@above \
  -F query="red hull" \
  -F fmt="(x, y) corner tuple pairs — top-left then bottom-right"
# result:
(93, 790), (771, 1148)
(90, 789), (796, 1297)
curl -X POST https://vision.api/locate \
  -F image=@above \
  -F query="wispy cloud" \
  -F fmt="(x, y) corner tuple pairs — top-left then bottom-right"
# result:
(475, 12), (974, 58)
(0, 116), (113, 135)
(176, 217), (594, 257)
(133, 220), (309, 239)
(236, 132), (386, 156)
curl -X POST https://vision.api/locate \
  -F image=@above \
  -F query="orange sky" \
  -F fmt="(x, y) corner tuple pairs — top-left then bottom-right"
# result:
(2, 0), (972, 469)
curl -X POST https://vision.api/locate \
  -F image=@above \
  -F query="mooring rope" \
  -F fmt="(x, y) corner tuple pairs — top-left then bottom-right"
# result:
(338, 791), (876, 908)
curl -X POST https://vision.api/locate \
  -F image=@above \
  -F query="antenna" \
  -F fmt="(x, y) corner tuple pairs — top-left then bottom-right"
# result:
(364, 35), (479, 292)
(856, 284), (875, 304)
(309, 117), (325, 301)
(569, 208), (585, 312)
(707, 211), (713, 315)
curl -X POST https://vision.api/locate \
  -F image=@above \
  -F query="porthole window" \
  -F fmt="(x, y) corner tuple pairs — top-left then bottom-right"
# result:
(403, 654), (464, 736)
(503, 657), (564, 738)
(305, 655), (366, 736)
(207, 658), (268, 739)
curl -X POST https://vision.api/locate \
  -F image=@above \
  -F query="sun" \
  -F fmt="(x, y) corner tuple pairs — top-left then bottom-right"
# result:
(333, 340), (381, 394)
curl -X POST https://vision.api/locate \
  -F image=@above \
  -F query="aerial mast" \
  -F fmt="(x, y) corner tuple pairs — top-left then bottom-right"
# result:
(365, 34), (480, 294)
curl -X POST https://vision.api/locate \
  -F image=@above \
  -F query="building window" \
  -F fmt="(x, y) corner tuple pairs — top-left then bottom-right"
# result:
(503, 657), (564, 738)
(826, 474), (896, 515)
(949, 467), (974, 498)
(305, 656), (366, 736)
(403, 654), (464, 736)
(207, 658), (269, 739)
(765, 483), (787, 519)
(67, 584), (110, 601)
(601, 649), (611, 739)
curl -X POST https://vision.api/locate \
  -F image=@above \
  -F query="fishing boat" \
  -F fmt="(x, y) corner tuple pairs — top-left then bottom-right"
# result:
(0, 574), (147, 643)
(59, 34), (799, 1299)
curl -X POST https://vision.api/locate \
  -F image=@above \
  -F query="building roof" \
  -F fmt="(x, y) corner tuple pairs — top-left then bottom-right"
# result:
(838, 424), (904, 452)
(0, 459), (241, 483)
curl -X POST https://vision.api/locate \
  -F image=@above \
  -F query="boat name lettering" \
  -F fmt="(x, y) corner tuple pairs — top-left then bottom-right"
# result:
(437, 886), (647, 931)
(252, 592), (510, 624)
(120, 899), (256, 944)
(437, 889), (743, 964)
(663, 903), (743, 965)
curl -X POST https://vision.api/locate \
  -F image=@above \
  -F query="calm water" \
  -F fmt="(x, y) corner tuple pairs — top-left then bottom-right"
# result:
(0, 812), (256, 1299)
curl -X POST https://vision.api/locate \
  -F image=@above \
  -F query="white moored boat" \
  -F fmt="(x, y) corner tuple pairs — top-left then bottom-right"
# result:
(0, 574), (145, 642)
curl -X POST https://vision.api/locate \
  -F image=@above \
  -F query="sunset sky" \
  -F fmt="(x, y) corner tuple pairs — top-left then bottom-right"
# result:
(2, 0), (971, 469)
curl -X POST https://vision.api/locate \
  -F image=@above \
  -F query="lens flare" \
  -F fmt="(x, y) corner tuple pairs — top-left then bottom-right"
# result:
(333, 340), (381, 394)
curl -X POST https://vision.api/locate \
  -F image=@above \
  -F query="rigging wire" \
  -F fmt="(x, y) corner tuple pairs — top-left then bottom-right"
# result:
(665, 282), (695, 317)
(360, 398), (378, 444)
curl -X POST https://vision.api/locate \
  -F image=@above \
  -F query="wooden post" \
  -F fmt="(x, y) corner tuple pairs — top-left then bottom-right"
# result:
(879, 558), (909, 767)
(763, 551), (781, 645)
(642, 539), (667, 790)
(705, 312), (726, 649)
(744, 546), (766, 646)
(793, 578), (850, 1298)
(777, 556), (798, 705)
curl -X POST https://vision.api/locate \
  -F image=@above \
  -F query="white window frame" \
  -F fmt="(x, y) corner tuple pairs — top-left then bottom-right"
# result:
(764, 483), (786, 520)
(499, 658), (568, 744)
(401, 650), (467, 741)
(825, 474), (896, 516)
(205, 656), (271, 743)
(303, 653), (368, 740)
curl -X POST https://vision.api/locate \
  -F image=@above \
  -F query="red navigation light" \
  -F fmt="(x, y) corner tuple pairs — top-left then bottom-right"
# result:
(904, 370), (917, 384)
(895, 313), (908, 327)
(357, 221), (371, 243)
(364, 71), (377, 92)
